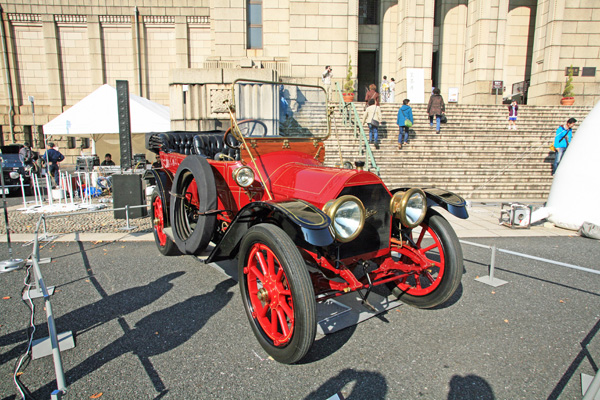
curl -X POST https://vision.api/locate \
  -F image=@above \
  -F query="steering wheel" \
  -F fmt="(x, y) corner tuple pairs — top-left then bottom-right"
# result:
(224, 119), (268, 149)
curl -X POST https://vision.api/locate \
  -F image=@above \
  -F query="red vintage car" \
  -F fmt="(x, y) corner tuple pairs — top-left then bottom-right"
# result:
(145, 79), (468, 364)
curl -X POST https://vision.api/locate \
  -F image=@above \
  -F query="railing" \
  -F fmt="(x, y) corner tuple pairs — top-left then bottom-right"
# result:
(333, 83), (380, 175)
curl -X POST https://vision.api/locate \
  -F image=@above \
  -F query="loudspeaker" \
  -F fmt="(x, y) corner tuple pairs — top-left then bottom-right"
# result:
(112, 174), (147, 219)
(117, 80), (132, 170)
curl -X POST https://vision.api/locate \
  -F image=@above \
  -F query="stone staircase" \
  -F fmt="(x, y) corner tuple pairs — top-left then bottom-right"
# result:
(324, 103), (592, 201)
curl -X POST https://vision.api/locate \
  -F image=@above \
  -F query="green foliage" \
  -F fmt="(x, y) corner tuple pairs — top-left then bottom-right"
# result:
(562, 65), (574, 98)
(343, 57), (354, 93)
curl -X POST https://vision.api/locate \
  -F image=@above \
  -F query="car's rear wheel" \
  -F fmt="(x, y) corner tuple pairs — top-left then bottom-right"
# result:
(170, 156), (217, 255)
(150, 188), (179, 256)
(238, 224), (316, 364)
(389, 209), (463, 308)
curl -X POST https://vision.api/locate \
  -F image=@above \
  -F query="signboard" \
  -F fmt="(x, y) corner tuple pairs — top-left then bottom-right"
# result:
(406, 68), (425, 103)
(565, 67), (579, 76)
(492, 80), (503, 89)
(448, 87), (459, 103)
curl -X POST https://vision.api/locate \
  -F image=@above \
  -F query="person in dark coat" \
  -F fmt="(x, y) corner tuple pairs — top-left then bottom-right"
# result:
(41, 142), (64, 186)
(427, 87), (445, 134)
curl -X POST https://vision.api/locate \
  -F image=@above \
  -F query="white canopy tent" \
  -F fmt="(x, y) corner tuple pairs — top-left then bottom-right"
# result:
(43, 84), (170, 159)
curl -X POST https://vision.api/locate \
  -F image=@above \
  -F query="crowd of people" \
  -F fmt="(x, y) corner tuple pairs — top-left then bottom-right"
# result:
(353, 72), (578, 175)
(16, 143), (121, 194)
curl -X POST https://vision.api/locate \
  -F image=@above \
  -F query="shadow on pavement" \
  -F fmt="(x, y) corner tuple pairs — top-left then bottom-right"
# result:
(32, 279), (237, 398)
(447, 374), (495, 399)
(303, 368), (388, 399)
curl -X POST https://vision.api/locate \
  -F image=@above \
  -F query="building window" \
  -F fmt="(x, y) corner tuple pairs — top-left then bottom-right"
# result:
(359, 0), (379, 25)
(247, 0), (263, 49)
(67, 137), (77, 149)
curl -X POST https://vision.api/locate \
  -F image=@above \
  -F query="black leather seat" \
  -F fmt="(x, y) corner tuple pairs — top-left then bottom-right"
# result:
(149, 131), (240, 161)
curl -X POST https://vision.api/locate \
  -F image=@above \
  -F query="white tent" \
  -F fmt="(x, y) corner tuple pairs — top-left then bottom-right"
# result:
(544, 100), (600, 230)
(43, 84), (170, 157)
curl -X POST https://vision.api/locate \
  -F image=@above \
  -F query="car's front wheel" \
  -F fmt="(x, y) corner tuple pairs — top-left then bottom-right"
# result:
(238, 224), (316, 364)
(389, 209), (463, 308)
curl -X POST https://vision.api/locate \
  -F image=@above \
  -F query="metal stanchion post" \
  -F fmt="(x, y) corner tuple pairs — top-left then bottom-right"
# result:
(474, 244), (508, 287)
(118, 204), (137, 231)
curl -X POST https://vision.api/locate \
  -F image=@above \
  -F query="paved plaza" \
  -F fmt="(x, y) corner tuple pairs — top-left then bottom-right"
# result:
(1, 201), (599, 399)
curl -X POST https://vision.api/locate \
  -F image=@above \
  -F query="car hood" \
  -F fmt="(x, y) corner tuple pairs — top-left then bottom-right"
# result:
(255, 151), (386, 207)
(1, 154), (24, 169)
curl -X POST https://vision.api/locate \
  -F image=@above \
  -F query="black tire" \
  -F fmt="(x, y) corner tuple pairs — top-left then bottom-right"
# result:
(389, 209), (463, 308)
(238, 224), (316, 364)
(170, 156), (217, 255)
(150, 188), (180, 256)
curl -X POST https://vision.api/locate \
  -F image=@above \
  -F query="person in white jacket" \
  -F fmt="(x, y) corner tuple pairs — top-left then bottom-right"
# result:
(362, 98), (382, 145)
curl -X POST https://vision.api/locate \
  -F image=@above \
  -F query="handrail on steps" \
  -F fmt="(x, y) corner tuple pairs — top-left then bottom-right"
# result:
(333, 82), (380, 176)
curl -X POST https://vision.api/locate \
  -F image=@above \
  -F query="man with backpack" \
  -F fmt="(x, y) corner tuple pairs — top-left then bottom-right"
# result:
(41, 142), (65, 185)
(552, 117), (577, 175)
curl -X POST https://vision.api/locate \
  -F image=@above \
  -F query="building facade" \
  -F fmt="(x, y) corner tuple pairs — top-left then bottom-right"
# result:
(0, 0), (598, 152)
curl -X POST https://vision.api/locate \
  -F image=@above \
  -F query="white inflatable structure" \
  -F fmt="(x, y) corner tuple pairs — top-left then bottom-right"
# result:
(544, 101), (600, 230)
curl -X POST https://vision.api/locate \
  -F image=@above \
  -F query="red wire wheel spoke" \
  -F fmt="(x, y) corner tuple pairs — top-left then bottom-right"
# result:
(153, 195), (167, 247)
(396, 224), (445, 296)
(245, 243), (295, 346)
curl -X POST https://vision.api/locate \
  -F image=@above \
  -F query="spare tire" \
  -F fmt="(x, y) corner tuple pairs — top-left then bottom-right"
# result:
(170, 155), (217, 255)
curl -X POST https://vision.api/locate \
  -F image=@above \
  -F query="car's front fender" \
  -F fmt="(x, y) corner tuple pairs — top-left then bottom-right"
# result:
(206, 199), (334, 263)
(391, 187), (469, 220)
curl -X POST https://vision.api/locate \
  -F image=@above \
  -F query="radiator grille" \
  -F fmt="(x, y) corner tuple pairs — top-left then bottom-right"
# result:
(337, 184), (391, 259)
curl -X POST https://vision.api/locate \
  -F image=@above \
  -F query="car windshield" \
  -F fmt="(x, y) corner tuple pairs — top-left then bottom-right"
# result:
(232, 80), (329, 139)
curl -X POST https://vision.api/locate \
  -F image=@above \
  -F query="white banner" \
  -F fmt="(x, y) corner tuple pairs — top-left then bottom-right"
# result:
(448, 87), (459, 102)
(406, 68), (425, 103)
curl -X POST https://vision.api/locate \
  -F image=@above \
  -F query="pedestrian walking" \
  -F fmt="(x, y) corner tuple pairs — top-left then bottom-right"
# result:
(362, 98), (382, 146)
(364, 84), (380, 109)
(41, 142), (65, 186)
(322, 65), (333, 100)
(427, 88), (445, 134)
(552, 117), (577, 175)
(388, 78), (396, 103)
(508, 100), (518, 130)
(380, 76), (390, 103)
(397, 99), (413, 150)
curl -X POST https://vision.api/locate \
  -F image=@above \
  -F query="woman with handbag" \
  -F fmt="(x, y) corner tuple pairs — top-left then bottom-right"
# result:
(427, 87), (445, 134)
(362, 98), (382, 146)
(396, 99), (413, 150)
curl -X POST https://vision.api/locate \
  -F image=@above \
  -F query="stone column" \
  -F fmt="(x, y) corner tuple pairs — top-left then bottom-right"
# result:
(88, 15), (104, 88)
(210, 0), (246, 59)
(525, 0), (600, 105)
(396, 0), (435, 102)
(462, 0), (509, 104)
(175, 16), (189, 69)
(42, 14), (64, 110)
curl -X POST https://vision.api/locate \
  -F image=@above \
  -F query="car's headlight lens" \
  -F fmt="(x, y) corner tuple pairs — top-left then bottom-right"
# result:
(323, 195), (365, 242)
(9, 171), (20, 180)
(232, 166), (255, 187)
(390, 188), (427, 228)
